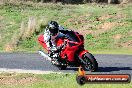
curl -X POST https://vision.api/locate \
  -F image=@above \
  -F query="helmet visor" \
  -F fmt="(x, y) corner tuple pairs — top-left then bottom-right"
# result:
(49, 28), (58, 36)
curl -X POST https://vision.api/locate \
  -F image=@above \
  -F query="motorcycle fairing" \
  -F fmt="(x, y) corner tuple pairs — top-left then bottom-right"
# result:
(38, 30), (88, 62)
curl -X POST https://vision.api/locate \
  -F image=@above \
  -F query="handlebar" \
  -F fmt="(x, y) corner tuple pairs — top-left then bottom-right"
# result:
(50, 40), (68, 54)
(58, 40), (67, 50)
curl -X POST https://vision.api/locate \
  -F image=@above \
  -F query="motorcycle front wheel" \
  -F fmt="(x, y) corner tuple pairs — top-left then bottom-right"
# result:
(82, 53), (98, 72)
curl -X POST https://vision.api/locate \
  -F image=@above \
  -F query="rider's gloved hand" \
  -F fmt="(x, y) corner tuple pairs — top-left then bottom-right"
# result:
(48, 47), (57, 57)
(49, 41), (67, 55)
(49, 46), (61, 54)
(50, 47), (58, 51)
(61, 40), (67, 49)
(56, 41), (67, 51)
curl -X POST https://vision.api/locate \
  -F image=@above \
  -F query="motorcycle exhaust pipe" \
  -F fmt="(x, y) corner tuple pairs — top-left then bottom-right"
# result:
(38, 50), (51, 61)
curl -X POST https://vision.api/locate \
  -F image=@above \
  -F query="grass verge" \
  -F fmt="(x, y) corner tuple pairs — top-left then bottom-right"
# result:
(0, 73), (131, 88)
(89, 49), (132, 55)
(0, 2), (132, 53)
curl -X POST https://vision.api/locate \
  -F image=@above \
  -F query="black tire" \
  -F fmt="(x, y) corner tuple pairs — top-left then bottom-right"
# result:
(82, 53), (98, 72)
(76, 75), (86, 85)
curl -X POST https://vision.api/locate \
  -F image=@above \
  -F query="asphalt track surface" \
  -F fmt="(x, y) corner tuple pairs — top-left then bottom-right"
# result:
(0, 53), (132, 76)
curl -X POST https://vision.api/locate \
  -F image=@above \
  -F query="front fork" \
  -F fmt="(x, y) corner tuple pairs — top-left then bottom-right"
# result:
(78, 50), (89, 65)
(79, 50), (88, 58)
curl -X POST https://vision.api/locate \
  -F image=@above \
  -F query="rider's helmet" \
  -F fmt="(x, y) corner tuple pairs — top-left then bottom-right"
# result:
(48, 21), (59, 36)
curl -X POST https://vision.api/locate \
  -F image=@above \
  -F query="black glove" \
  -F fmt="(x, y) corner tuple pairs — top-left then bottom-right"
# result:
(50, 47), (58, 52)
(49, 46), (61, 54)
(49, 41), (67, 54)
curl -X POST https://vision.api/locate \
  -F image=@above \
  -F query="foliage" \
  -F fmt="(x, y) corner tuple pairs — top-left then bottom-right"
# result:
(0, 2), (132, 52)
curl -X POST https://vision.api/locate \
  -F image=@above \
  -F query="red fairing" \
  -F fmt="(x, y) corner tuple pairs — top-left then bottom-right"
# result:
(38, 30), (98, 72)
(38, 30), (89, 62)
(56, 39), (77, 61)
(56, 39), (64, 46)
(38, 35), (49, 51)
(79, 50), (89, 58)
(60, 41), (79, 61)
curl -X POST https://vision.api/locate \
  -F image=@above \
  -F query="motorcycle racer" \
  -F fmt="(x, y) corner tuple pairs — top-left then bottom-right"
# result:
(43, 21), (66, 65)
(38, 21), (98, 71)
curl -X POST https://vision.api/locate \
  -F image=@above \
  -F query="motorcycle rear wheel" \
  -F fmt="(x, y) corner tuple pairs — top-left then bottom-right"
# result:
(82, 53), (98, 72)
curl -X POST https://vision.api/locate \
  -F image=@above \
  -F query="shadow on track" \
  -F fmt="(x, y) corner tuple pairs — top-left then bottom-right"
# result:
(65, 67), (78, 71)
(63, 67), (132, 72)
(97, 67), (132, 72)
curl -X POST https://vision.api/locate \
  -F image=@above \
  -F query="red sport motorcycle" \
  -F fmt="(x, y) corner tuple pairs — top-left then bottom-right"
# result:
(38, 30), (98, 72)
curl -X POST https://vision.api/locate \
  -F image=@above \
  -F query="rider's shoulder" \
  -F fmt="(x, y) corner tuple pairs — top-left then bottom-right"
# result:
(58, 25), (73, 31)
(44, 27), (50, 34)
(58, 25), (65, 30)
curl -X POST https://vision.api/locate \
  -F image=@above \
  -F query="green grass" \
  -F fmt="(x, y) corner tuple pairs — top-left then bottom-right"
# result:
(0, 2), (132, 54)
(90, 49), (132, 55)
(86, 24), (132, 49)
(0, 73), (131, 88)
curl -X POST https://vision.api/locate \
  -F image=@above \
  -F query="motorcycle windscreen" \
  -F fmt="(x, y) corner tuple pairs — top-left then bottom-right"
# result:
(60, 30), (80, 42)
(66, 31), (80, 42)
